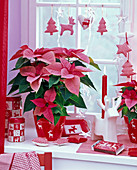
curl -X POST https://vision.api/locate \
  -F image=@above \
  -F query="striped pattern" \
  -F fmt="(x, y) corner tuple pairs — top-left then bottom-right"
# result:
(11, 151), (41, 170)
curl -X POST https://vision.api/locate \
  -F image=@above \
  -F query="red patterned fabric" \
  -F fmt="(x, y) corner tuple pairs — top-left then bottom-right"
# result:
(10, 151), (41, 170)
(0, 0), (8, 154)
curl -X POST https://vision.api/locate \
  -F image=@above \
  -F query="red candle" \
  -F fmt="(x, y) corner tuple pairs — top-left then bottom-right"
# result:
(102, 66), (107, 119)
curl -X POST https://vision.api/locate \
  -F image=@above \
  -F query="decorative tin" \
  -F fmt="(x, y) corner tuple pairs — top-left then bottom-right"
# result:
(8, 117), (25, 142)
(5, 96), (22, 137)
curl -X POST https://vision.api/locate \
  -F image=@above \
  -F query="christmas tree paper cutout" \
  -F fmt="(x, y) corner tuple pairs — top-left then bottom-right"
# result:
(45, 17), (58, 35)
(97, 17), (108, 35)
(120, 60), (136, 78)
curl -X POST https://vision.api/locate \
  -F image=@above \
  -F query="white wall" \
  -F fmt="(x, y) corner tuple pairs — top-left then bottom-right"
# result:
(8, 0), (21, 93)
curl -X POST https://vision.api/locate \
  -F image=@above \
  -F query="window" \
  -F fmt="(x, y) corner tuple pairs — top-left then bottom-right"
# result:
(21, 0), (130, 113)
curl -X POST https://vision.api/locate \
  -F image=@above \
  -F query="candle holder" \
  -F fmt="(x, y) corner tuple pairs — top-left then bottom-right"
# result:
(91, 96), (121, 142)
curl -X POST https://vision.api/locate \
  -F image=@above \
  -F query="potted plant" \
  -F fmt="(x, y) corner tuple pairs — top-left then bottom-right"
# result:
(8, 45), (99, 140)
(115, 80), (137, 143)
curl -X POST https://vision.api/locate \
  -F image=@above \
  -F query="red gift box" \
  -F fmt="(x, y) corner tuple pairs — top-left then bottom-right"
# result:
(8, 117), (25, 142)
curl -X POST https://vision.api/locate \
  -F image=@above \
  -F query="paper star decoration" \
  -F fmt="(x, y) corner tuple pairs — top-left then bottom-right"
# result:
(116, 15), (128, 24)
(116, 42), (132, 57)
(56, 7), (64, 17)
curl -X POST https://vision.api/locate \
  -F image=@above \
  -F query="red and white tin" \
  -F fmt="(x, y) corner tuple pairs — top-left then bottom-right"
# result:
(5, 96), (22, 137)
(8, 117), (25, 142)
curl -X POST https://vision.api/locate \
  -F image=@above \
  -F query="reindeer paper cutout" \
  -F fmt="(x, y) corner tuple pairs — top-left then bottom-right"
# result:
(60, 16), (75, 36)
(93, 96), (121, 142)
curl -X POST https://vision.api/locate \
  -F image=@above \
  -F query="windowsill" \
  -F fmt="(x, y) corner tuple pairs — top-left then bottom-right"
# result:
(4, 127), (137, 169)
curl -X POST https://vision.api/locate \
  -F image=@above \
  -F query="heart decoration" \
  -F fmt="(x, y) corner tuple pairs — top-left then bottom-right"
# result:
(78, 15), (93, 30)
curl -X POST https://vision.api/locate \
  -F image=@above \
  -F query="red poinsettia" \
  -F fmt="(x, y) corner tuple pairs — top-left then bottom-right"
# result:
(122, 89), (137, 109)
(31, 87), (57, 124)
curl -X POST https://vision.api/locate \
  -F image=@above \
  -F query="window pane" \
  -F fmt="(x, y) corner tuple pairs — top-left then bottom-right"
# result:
(80, 7), (120, 60)
(37, 6), (76, 48)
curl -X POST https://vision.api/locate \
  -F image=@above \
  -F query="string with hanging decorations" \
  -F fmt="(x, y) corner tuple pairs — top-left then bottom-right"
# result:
(44, 5), (58, 35)
(44, 3), (108, 36)
(116, 32), (136, 81)
(97, 5), (108, 35)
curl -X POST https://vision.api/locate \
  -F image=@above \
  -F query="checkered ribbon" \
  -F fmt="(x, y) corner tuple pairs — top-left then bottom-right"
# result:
(10, 151), (41, 170)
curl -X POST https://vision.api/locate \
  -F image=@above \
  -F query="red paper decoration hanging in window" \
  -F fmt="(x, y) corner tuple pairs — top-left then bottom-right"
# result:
(97, 17), (108, 35)
(60, 16), (75, 36)
(44, 5), (58, 35)
(44, 17), (58, 35)
(120, 60), (136, 78)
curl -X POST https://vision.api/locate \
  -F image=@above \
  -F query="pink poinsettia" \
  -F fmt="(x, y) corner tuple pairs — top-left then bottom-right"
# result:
(31, 87), (57, 124)
(10, 45), (41, 61)
(20, 63), (50, 92)
(50, 47), (90, 64)
(36, 51), (56, 64)
(22, 48), (41, 60)
(46, 58), (92, 96)
(122, 89), (137, 109)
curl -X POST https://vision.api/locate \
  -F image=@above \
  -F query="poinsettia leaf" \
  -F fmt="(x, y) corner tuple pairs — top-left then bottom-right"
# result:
(122, 86), (133, 93)
(60, 87), (72, 101)
(89, 57), (101, 70)
(24, 92), (36, 113)
(64, 100), (73, 106)
(55, 92), (64, 107)
(13, 73), (27, 85)
(73, 60), (86, 67)
(12, 87), (33, 95)
(35, 85), (44, 98)
(54, 114), (61, 126)
(36, 115), (45, 122)
(121, 106), (129, 117)
(19, 84), (29, 93)
(8, 85), (19, 95)
(127, 112), (137, 123)
(80, 75), (96, 90)
(69, 94), (87, 108)
(15, 57), (30, 69)
(60, 107), (69, 116)
(8, 77), (16, 85)
(52, 106), (62, 114)
(49, 75), (60, 88)
(118, 103), (126, 112)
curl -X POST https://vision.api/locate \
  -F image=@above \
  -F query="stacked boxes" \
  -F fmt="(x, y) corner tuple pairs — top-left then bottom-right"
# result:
(5, 96), (22, 137)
